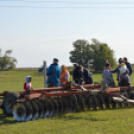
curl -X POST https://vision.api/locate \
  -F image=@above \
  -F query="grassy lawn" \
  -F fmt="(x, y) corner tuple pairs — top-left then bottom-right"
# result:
(0, 70), (134, 134)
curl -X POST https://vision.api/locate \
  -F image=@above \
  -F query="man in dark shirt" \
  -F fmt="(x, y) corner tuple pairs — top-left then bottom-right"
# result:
(124, 57), (133, 76)
(73, 64), (83, 85)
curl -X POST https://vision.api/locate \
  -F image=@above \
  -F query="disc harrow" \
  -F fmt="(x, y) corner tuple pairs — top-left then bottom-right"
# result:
(1, 82), (134, 122)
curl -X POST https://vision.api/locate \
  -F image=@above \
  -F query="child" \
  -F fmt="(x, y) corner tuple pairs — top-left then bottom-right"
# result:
(24, 76), (33, 92)
(119, 63), (130, 84)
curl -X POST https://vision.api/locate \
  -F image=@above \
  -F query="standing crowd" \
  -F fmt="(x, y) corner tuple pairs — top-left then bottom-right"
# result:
(46, 58), (93, 88)
(23, 57), (132, 91)
(102, 57), (132, 90)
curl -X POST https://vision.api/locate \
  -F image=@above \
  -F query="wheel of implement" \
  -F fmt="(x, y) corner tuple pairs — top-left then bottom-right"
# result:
(40, 100), (49, 118)
(55, 97), (64, 115)
(97, 95), (104, 110)
(35, 100), (44, 118)
(62, 97), (69, 114)
(31, 100), (39, 120)
(67, 97), (74, 113)
(86, 96), (91, 110)
(13, 103), (26, 122)
(51, 98), (59, 115)
(3, 92), (20, 116)
(104, 97), (110, 109)
(22, 101), (33, 121)
(47, 99), (55, 117)
(92, 96), (97, 110)
(70, 95), (77, 112)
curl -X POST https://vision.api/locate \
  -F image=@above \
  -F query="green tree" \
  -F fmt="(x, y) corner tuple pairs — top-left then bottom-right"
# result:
(69, 39), (116, 72)
(69, 39), (93, 68)
(0, 49), (17, 70)
(90, 39), (116, 72)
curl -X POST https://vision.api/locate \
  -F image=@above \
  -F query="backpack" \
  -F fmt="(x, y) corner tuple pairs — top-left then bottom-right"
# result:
(83, 69), (93, 84)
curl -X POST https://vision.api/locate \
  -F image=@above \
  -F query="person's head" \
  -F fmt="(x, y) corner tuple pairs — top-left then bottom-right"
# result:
(120, 63), (125, 68)
(105, 63), (110, 70)
(118, 58), (124, 64)
(25, 76), (32, 83)
(73, 63), (78, 69)
(61, 65), (66, 71)
(53, 58), (59, 64)
(124, 57), (128, 63)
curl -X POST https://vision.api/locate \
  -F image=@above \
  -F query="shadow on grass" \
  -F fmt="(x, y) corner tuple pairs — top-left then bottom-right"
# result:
(0, 113), (18, 125)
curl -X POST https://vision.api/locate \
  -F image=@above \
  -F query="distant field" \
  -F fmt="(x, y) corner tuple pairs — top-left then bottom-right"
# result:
(0, 70), (134, 134)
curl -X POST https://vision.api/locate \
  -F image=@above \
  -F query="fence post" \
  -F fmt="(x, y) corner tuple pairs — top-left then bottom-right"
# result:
(44, 61), (47, 88)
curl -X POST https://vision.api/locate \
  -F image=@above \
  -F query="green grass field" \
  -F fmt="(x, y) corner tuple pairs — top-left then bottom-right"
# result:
(0, 71), (134, 134)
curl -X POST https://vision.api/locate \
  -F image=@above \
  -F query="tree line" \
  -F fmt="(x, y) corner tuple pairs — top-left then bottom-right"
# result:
(0, 38), (116, 71)
(0, 49), (17, 70)
(69, 39), (116, 72)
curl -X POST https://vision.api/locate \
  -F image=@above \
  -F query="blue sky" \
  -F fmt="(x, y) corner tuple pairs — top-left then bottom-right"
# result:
(0, 0), (134, 67)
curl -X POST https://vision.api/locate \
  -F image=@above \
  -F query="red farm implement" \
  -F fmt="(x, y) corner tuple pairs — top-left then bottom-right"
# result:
(0, 82), (134, 122)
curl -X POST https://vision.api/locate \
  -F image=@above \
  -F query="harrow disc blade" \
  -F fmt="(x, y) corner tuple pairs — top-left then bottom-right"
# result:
(35, 100), (44, 118)
(97, 95), (104, 110)
(104, 97), (110, 109)
(62, 97), (69, 113)
(31, 101), (39, 120)
(51, 98), (59, 115)
(46, 99), (55, 117)
(41, 100), (49, 118)
(56, 97), (63, 115)
(70, 95), (77, 112)
(13, 103), (26, 122)
(22, 101), (33, 122)
(77, 95), (84, 111)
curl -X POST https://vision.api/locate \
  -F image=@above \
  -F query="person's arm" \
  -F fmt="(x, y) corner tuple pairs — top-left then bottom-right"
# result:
(46, 65), (53, 76)
(111, 67), (119, 73)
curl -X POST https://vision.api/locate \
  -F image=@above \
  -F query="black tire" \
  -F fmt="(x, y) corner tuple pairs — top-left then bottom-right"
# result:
(3, 92), (20, 116)
(31, 100), (39, 120)
(35, 100), (44, 118)
(22, 101), (33, 121)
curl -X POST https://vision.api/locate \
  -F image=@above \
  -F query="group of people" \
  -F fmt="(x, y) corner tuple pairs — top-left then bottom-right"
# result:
(46, 58), (93, 87)
(102, 57), (132, 90)
(23, 57), (132, 92)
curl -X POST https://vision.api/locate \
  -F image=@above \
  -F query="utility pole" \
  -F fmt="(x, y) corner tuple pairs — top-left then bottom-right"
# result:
(44, 61), (47, 88)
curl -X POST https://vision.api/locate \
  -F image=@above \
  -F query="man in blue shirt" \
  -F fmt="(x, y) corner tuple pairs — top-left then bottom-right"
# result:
(46, 58), (61, 87)
(124, 57), (133, 76)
